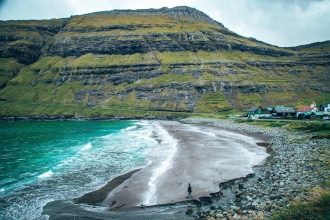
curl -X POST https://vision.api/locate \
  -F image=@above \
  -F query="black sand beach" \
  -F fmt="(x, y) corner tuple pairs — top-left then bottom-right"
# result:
(102, 120), (268, 208)
(43, 118), (329, 219)
(43, 119), (270, 219)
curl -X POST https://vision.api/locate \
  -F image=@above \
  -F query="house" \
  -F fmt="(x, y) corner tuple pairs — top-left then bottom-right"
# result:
(272, 106), (296, 117)
(319, 103), (330, 120)
(296, 101), (319, 118)
(296, 105), (317, 113)
(298, 111), (311, 120)
(296, 106), (318, 116)
(247, 107), (271, 118)
(311, 111), (324, 120)
(248, 107), (263, 116)
(320, 103), (330, 113)
(296, 106), (313, 118)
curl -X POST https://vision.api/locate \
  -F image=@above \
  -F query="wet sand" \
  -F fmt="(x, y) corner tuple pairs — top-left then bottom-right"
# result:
(43, 119), (270, 219)
(100, 120), (269, 208)
(74, 169), (141, 205)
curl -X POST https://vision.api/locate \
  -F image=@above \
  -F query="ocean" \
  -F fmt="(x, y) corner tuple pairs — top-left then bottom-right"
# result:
(0, 120), (159, 220)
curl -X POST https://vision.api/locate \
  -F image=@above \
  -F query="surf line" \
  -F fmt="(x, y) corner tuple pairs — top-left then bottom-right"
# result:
(144, 122), (178, 205)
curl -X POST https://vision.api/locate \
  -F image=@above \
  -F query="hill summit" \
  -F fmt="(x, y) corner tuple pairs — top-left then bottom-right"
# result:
(0, 6), (329, 118)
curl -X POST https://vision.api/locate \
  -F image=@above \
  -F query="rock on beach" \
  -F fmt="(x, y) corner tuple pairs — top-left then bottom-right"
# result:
(182, 118), (329, 219)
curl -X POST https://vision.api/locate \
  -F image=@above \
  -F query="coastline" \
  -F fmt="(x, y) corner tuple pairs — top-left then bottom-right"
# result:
(0, 115), (179, 122)
(43, 118), (329, 219)
(181, 118), (329, 219)
(74, 169), (141, 205)
(99, 120), (269, 208)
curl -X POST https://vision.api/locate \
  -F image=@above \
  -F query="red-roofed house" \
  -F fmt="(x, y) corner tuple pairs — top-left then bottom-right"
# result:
(296, 101), (319, 118)
(297, 106), (312, 112)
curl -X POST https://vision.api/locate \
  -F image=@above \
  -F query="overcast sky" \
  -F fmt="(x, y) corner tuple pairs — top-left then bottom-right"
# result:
(0, 0), (329, 47)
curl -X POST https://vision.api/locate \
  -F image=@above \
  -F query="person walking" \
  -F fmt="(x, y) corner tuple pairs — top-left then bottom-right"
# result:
(187, 183), (192, 198)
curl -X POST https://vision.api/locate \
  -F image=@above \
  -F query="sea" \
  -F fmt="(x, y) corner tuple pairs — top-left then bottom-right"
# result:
(0, 120), (162, 220)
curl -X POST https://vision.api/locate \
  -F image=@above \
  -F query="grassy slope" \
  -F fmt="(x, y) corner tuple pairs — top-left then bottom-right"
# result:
(0, 49), (329, 116)
(0, 13), (329, 117)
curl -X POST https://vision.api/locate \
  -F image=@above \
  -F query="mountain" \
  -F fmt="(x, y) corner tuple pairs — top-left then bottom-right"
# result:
(0, 6), (329, 118)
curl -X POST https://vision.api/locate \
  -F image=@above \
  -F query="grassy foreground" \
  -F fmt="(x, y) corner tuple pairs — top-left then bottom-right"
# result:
(271, 188), (330, 220)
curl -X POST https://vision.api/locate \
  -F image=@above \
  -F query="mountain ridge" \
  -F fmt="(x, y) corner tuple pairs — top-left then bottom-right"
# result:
(0, 6), (329, 117)
(86, 6), (225, 27)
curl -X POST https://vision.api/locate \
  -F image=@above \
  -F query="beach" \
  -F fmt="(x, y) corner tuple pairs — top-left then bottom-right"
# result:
(100, 120), (269, 208)
(43, 119), (269, 219)
(42, 118), (329, 219)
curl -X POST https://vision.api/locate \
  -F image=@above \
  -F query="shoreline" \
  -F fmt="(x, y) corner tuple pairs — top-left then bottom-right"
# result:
(43, 118), (329, 219)
(99, 120), (269, 208)
(71, 121), (268, 205)
(0, 115), (180, 122)
(181, 118), (329, 219)
(74, 169), (141, 206)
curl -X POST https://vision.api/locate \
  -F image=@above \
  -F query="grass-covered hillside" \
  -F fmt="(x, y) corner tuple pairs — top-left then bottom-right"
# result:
(0, 6), (329, 117)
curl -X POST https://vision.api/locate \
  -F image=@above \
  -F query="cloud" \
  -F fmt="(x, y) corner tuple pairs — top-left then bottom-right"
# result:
(200, 0), (330, 46)
(0, 0), (329, 47)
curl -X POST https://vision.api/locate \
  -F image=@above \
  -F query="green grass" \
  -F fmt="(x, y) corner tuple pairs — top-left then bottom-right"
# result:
(237, 93), (263, 107)
(156, 51), (201, 64)
(237, 120), (330, 139)
(0, 58), (25, 70)
(271, 189), (330, 220)
(288, 121), (330, 131)
(287, 121), (330, 139)
(195, 92), (231, 113)
(147, 73), (196, 85)
(30, 56), (64, 70)
(67, 53), (158, 67)
(235, 119), (291, 127)
(0, 58), (25, 87)
(294, 94), (330, 109)
(63, 13), (223, 35)
(8, 39), (34, 46)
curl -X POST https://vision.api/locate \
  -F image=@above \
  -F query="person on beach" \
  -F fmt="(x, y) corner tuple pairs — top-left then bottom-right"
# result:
(187, 183), (192, 198)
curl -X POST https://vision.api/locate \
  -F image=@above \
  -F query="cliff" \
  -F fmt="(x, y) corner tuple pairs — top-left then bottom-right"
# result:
(0, 6), (329, 117)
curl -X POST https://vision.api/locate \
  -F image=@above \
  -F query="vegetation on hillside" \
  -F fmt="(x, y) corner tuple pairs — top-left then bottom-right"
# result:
(0, 7), (329, 117)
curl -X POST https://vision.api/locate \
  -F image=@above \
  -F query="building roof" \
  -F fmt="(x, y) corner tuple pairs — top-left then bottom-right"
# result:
(299, 112), (311, 115)
(274, 106), (296, 113)
(248, 107), (259, 112)
(312, 111), (324, 116)
(297, 106), (313, 112)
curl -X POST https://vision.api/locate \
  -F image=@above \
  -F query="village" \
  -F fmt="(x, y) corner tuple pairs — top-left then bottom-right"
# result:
(244, 101), (330, 121)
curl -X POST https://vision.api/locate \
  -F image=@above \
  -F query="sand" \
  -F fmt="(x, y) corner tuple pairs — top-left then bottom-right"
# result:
(100, 120), (269, 208)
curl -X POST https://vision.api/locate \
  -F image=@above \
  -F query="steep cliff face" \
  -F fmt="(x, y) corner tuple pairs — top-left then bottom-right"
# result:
(0, 6), (329, 117)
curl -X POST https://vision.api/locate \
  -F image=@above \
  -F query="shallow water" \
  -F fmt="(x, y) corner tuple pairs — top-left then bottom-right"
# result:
(0, 120), (269, 219)
(0, 120), (158, 220)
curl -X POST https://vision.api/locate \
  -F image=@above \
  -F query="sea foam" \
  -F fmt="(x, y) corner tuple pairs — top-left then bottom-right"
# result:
(144, 122), (178, 205)
(81, 142), (92, 151)
(38, 170), (53, 179)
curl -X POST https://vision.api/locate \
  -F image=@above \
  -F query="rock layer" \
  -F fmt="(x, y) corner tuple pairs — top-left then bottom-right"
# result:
(0, 6), (329, 116)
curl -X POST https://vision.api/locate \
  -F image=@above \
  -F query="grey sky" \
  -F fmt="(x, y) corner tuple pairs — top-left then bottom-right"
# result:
(0, 0), (329, 47)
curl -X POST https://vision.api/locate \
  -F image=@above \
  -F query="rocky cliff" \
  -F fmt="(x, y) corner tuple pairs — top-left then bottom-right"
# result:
(0, 6), (329, 117)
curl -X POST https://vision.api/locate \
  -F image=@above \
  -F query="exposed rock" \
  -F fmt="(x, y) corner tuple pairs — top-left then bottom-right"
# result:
(0, 7), (329, 115)
(182, 118), (330, 219)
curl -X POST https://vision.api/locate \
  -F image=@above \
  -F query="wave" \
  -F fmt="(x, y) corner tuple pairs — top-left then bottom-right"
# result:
(0, 120), (156, 220)
(144, 122), (178, 205)
(121, 125), (137, 132)
(37, 170), (53, 179)
(81, 142), (92, 151)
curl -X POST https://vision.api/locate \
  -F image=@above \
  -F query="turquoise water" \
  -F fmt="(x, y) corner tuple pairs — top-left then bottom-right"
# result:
(0, 120), (157, 220)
